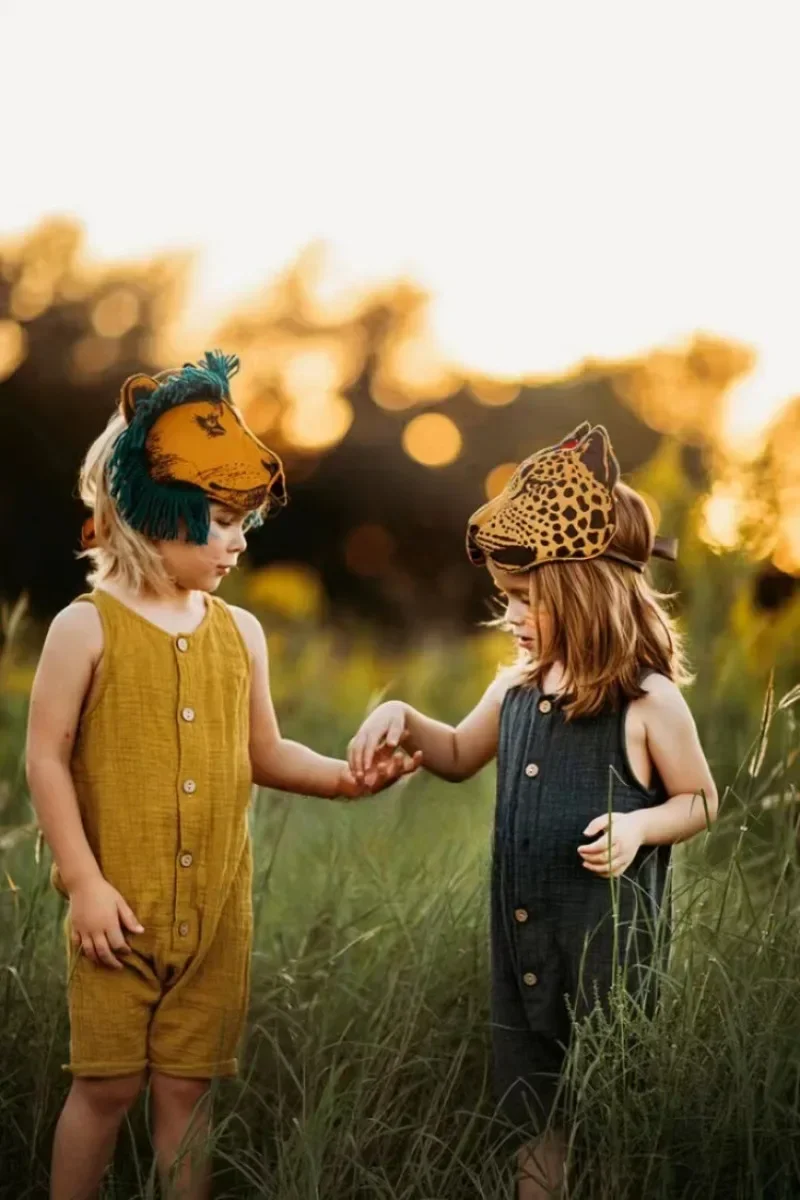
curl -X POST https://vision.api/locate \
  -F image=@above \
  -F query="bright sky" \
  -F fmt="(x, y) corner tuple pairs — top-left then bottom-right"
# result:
(3, 0), (799, 449)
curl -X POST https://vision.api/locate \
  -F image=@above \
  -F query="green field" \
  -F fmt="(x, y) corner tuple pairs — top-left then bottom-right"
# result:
(2, 513), (800, 1197)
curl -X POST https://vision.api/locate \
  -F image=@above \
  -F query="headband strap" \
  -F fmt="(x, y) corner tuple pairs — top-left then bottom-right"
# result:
(600, 535), (679, 573)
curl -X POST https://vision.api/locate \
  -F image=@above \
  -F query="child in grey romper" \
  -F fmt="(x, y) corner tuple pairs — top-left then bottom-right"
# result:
(349, 423), (717, 1198)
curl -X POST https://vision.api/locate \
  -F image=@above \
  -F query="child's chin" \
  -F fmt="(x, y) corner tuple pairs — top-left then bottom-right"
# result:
(179, 572), (221, 594)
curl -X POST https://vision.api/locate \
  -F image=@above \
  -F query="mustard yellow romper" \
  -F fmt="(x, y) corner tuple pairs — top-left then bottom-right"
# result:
(53, 589), (254, 1079)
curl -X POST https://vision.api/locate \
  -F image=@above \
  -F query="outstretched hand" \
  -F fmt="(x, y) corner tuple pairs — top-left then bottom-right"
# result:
(337, 743), (422, 799)
(348, 700), (411, 781)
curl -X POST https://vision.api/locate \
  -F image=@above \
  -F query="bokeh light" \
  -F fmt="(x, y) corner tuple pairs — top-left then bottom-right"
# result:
(402, 413), (462, 467)
(701, 481), (746, 552)
(484, 463), (517, 500)
(279, 342), (356, 451)
(10, 276), (53, 322)
(374, 304), (457, 407)
(91, 288), (141, 338)
(470, 380), (520, 408)
(0, 320), (27, 382)
(244, 563), (323, 620)
(69, 335), (120, 382)
(281, 392), (354, 452)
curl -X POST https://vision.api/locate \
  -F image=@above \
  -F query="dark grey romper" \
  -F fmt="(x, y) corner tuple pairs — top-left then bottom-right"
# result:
(490, 673), (671, 1129)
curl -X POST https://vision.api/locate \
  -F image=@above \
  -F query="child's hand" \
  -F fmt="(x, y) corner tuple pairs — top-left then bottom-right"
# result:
(337, 745), (422, 799)
(348, 701), (411, 782)
(68, 876), (145, 969)
(578, 811), (646, 878)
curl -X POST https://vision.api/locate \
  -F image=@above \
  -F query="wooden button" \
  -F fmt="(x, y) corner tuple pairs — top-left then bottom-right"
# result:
(178, 922), (190, 937)
(179, 852), (193, 868)
(538, 699), (552, 714)
(181, 707), (196, 722)
(522, 971), (538, 987)
(176, 637), (189, 652)
(182, 779), (196, 794)
(514, 908), (529, 923)
(524, 763), (539, 778)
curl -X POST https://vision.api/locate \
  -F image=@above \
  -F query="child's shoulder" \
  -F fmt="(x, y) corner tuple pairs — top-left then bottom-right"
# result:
(49, 597), (104, 643)
(223, 603), (266, 658)
(635, 671), (694, 726)
(639, 671), (683, 702)
(40, 599), (104, 668)
(490, 661), (529, 702)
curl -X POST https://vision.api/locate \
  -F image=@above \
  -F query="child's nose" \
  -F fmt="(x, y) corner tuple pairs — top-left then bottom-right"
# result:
(506, 598), (524, 621)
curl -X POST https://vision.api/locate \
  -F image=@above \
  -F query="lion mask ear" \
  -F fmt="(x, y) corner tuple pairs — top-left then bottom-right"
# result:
(119, 373), (159, 425)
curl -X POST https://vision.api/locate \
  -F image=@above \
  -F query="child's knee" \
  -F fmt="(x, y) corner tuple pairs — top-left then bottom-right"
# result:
(71, 1072), (145, 1118)
(150, 1071), (210, 1116)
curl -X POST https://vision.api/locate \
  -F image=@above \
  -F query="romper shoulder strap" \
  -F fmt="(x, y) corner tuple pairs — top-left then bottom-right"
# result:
(204, 595), (252, 670)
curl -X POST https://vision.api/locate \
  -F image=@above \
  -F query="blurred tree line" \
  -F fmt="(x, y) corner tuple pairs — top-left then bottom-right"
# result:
(0, 219), (796, 635)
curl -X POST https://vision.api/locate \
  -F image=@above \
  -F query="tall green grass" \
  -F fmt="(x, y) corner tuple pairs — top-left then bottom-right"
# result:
(1, 570), (799, 1197)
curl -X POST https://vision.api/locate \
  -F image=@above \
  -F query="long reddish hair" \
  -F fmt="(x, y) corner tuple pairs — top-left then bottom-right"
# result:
(521, 483), (691, 718)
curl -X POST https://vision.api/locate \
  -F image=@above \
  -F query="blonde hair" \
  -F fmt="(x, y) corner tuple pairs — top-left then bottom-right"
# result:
(518, 482), (691, 718)
(79, 413), (175, 596)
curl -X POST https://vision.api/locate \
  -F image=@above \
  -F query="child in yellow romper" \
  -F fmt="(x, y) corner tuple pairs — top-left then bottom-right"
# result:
(25, 352), (418, 1200)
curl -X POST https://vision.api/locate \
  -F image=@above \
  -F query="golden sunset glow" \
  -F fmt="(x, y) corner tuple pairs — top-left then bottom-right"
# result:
(402, 413), (463, 468)
(91, 288), (141, 339)
(484, 463), (518, 501)
(0, 320), (26, 383)
(3, 1), (797, 459)
(701, 482), (747, 553)
(3, 3), (800, 576)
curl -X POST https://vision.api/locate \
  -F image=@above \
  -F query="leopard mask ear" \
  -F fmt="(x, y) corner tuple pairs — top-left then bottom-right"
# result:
(556, 421), (592, 450)
(119, 373), (159, 425)
(577, 424), (620, 491)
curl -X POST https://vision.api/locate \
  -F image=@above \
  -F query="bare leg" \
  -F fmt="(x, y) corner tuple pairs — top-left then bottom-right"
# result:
(50, 1073), (145, 1200)
(517, 1128), (567, 1200)
(150, 1072), (212, 1200)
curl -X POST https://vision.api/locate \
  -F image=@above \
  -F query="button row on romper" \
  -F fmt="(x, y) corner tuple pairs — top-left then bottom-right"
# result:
(517, 704), (547, 988)
(175, 637), (194, 942)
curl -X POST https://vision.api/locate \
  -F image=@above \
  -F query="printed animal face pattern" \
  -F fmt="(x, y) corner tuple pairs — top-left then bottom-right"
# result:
(466, 422), (620, 573)
(121, 371), (287, 515)
(145, 397), (286, 513)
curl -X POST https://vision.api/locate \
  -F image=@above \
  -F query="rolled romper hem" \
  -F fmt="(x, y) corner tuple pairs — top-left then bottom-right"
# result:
(63, 1058), (148, 1079)
(64, 1057), (238, 1079)
(149, 1057), (239, 1079)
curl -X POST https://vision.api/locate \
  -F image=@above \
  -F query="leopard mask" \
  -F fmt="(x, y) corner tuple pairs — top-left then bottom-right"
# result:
(467, 422), (676, 574)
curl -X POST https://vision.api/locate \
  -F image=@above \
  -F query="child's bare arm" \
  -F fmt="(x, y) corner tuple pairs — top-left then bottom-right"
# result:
(581, 675), (719, 876)
(635, 675), (719, 842)
(232, 608), (419, 798)
(348, 673), (513, 783)
(26, 605), (144, 967)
